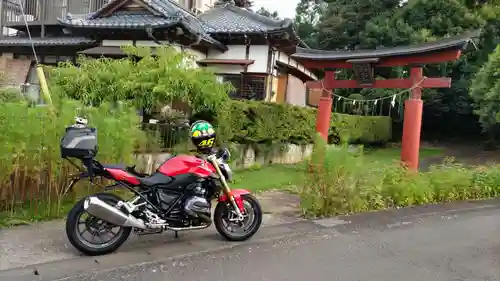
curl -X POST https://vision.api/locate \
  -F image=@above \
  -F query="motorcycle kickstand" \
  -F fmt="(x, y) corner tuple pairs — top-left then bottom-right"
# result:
(174, 231), (179, 238)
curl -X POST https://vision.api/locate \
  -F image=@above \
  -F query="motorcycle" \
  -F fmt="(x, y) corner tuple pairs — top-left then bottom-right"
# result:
(61, 117), (263, 256)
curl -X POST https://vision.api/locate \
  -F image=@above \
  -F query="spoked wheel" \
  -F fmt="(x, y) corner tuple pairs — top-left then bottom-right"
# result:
(65, 193), (131, 256)
(214, 194), (263, 241)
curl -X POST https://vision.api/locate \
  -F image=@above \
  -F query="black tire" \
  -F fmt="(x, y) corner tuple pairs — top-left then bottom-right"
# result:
(214, 194), (263, 241)
(65, 192), (132, 256)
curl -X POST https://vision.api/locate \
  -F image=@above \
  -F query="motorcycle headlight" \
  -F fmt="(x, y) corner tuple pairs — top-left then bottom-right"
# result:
(221, 163), (232, 181)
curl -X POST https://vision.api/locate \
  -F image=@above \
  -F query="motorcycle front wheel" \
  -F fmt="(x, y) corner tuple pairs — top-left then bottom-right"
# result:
(65, 193), (132, 256)
(213, 194), (263, 241)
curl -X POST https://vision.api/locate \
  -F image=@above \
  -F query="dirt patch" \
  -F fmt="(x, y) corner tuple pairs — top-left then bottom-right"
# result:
(419, 143), (500, 170)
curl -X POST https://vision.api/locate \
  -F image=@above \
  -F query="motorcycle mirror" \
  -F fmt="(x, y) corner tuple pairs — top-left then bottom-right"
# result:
(216, 148), (231, 161)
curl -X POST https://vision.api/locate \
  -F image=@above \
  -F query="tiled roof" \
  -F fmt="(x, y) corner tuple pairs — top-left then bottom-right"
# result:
(56, 1), (297, 50)
(198, 4), (293, 33)
(0, 37), (97, 46)
(58, 0), (225, 49)
(59, 11), (178, 29)
(292, 30), (481, 61)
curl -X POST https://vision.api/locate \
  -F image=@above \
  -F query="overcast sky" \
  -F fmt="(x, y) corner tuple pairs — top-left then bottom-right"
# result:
(253, 0), (300, 19)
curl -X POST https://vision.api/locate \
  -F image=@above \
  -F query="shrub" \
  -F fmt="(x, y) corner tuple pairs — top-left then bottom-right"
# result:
(301, 135), (500, 218)
(211, 100), (392, 145)
(49, 45), (232, 114)
(0, 94), (143, 219)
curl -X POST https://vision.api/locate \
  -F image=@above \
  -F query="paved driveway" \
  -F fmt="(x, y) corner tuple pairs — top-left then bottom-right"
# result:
(2, 199), (500, 281)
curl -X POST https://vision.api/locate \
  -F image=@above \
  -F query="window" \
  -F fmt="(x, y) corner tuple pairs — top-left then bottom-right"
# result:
(218, 74), (241, 98)
(218, 73), (266, 101)
(240, 74), (266, 100)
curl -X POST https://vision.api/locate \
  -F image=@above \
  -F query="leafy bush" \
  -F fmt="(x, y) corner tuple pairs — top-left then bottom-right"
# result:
(0, 87), (24, 103)
(0, 93), (143, 219)
(49, 45), (232, 114)
(210, 100), (392, 145)
(301, 135), (500, 218)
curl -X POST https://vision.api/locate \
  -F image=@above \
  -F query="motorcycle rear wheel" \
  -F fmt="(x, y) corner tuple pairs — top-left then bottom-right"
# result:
(65, 193), (132, 256)
(213, 194), (263, 241)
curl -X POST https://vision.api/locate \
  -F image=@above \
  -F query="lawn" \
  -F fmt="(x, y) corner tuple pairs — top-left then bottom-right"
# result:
(233, 147), (445, 193)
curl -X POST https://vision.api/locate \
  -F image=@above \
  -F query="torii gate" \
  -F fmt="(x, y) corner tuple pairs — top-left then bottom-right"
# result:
(292, 30), (480, 170)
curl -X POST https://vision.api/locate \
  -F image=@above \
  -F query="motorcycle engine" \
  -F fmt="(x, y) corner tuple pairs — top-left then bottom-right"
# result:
(184, 183), (211, 219)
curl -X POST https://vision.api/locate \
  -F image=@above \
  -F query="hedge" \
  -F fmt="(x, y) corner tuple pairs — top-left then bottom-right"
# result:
(210, 100), (391, 145)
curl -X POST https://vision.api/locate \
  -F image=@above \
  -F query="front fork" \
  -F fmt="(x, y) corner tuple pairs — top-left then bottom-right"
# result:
(207, 156), (245, 219)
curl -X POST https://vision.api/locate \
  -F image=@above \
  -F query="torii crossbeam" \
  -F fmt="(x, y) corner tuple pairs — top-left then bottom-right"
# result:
(291, 30), (480, 170)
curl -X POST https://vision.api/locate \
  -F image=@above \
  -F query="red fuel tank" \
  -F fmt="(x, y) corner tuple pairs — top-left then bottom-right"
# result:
(157, 155), (216, 177)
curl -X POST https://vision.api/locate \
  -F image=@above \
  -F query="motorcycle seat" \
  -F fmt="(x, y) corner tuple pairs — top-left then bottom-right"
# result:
(102, 164), (149, 177)
(137, 172), (173, 186)
(102, 164), (128, 170)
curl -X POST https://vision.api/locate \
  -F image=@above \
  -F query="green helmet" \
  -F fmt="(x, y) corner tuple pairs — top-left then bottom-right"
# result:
(190, 120), (216, 152)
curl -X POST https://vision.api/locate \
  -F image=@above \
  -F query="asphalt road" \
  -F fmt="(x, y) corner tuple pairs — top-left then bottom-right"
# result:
(63, 201), (500, 281)
(2, 200), (500, 281)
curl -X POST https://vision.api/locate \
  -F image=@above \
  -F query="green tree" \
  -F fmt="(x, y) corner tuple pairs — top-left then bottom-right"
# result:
(316, 0), (400, 50)
(294, 0), (323, 48)
(469, 44), (500, 134)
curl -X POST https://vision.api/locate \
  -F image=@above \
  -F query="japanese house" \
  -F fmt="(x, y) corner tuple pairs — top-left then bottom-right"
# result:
(0, 0), (316, 105)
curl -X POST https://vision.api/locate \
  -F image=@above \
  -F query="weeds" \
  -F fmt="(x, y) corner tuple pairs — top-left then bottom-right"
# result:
(0, 95), (143, 224)
(301, 135), (500, 218)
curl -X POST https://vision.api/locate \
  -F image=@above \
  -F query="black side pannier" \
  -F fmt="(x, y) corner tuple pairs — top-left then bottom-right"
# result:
(60, 126), (98, 159)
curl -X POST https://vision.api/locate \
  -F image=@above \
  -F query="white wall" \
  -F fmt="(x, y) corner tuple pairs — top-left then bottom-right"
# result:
(174, 0), (215, 12)
(286, 74), (307, 106)
(207, 45), (269, 74)
(101, 40), (206, 62)
(273, 51), (317, 80)
(134, 40), (206, 60)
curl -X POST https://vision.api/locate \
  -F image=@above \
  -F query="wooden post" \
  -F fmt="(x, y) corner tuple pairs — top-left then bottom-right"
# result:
(401, 67), (423, 170)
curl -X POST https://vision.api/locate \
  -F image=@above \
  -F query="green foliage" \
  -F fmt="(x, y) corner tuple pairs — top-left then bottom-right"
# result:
(0, 91), (143, 219)
(316, 0), (401, 50)
(0, 87), (24, 103)
(470, 44), (500, 133)
(49, 45), (232, 114)
(301, 137), (500, 218)
(294, 0), (323, 48)
(211, 100), (392, 145)
(332, 113), (392, 144)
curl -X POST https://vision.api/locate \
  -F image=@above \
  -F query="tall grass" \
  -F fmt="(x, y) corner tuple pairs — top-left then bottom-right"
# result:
(301, 135), (500, 218)
(0, 95), (143, 223)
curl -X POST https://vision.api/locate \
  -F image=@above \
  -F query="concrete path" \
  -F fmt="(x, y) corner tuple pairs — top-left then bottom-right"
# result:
(2, 198), (500, 281)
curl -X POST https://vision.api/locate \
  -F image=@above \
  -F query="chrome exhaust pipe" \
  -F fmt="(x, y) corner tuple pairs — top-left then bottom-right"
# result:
(83, 196), (146, 229)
